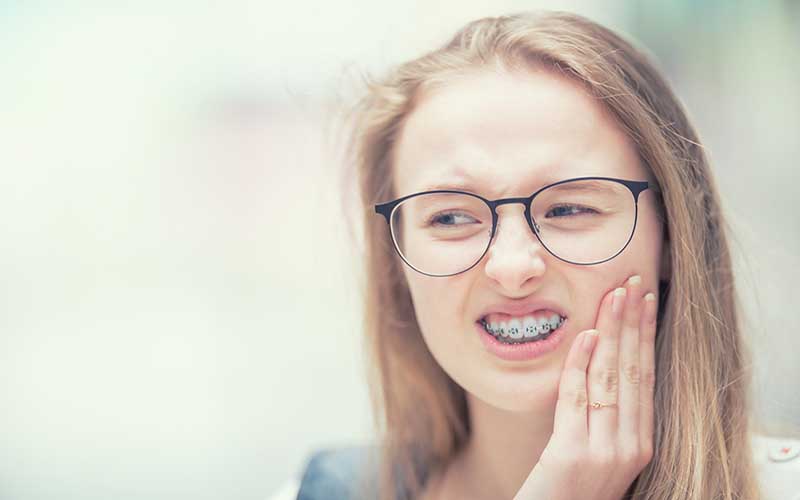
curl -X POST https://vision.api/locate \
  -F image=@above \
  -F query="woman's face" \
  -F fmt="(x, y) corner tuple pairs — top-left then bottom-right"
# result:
(391, 68), (667, 412)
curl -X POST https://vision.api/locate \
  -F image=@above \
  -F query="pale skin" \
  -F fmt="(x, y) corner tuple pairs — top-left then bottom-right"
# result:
(391, 67), (670, 500)
(420, 281), (657, 500)
(511, 278), (657, 500)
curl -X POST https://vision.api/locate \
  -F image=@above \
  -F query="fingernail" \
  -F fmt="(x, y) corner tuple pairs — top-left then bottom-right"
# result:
(612, 287), (627, 314)
(583, 329), (599, 350)
(628, 275), (642, 286)
(644, 293), (657, 324)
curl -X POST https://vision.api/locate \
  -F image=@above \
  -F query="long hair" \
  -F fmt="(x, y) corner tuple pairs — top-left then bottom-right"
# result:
(341, 11), (762, 500)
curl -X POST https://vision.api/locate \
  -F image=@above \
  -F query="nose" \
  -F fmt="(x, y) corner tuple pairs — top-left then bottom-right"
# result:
(482, 205), (547, 292)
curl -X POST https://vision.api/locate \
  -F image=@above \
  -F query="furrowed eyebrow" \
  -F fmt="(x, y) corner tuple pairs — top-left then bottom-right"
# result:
(415, 166), (483, 192)
(414, 162), (503, 193)
(416, 173), (582, 197)
(419, 179), (478, 192)
(548, 180), (618, 193)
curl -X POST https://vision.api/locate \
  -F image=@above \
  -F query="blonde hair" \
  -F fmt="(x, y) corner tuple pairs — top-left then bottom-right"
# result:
(343, 10), (763, 500)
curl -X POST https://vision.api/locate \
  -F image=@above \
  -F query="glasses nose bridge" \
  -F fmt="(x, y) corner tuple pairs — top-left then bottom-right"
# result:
(489, 196), (539, 240)
(490, 196), (532, 220)
(492, 196), (531, 210)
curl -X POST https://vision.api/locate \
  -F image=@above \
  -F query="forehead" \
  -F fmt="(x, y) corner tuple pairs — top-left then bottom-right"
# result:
(391, 68), (646, 198)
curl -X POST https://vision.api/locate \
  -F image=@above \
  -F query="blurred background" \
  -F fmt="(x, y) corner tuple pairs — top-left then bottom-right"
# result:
(1, 1), (798, 499)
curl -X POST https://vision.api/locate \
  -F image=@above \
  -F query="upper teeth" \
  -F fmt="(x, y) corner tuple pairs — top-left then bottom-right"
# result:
(483, 314), (564, 339)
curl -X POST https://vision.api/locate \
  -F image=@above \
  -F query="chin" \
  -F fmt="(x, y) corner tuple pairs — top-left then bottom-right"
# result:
(471, 372), (561, 413)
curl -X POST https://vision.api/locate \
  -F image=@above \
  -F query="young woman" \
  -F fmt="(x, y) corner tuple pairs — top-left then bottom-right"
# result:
(273, 10), (800, 500)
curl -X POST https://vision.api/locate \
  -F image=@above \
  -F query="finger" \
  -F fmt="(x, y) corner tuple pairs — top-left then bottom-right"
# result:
(587, 286), (624, 447)
(639, 292), (658, 458)
(618, 275), (643, 441)
(553, 329), (599, 440)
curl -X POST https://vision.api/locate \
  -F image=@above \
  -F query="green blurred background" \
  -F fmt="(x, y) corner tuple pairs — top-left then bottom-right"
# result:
(1, 1), (798, 499)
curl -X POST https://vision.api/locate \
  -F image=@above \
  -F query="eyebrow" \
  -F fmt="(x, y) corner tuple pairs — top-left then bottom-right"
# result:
(416, 171), (597, 197)
(419, 178), (480, 192)
(548, 179), (619, 193)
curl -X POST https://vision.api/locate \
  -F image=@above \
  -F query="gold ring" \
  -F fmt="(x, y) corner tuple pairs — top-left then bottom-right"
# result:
(590, 401), (618, 409)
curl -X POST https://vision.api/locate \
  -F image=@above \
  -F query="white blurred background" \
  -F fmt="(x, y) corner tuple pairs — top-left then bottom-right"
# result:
(1, 1), (798, 499)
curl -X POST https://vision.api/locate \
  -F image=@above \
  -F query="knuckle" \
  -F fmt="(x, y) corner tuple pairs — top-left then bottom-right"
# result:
(543, 444), (587, 471)
(594, 366), (619, 393)
(572, 450), (591, 469)
(555, 450), (586, 471)
(618, 444), (639, 465)
(642, 370), (656, 390)
(590, 448), (617, 467)
(623, 363), (641, 384)
(569, 387), (588, 409)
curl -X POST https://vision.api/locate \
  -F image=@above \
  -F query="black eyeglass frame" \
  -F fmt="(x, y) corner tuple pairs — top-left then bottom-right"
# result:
(374, 176), (656, 277)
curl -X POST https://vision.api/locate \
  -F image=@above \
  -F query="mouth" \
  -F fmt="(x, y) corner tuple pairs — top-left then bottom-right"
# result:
(477, 312), (568, 345)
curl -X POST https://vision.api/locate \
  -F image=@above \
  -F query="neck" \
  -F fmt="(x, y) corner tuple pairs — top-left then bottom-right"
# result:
(450, 393), (556, 500)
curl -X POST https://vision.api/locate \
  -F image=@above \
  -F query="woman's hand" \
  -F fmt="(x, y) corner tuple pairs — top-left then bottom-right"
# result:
(513, 275), (658, 500)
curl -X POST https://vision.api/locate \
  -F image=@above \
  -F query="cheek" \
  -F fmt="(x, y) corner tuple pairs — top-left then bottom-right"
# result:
(403, 272), (475, 372)
(622, 206), (664, 288)
(404, 273), (462, 336)
(583, 219), (663, 319)
(568, 212), (664, 327)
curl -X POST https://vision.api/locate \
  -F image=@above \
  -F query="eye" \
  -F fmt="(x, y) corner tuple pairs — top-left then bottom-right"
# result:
(545, 205), (597, 218)
(429, 212), (479, 226)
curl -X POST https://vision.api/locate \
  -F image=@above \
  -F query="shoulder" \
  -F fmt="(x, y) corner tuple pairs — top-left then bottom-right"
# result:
(293, 445), (380, 500)
(751, 432), (800, 500)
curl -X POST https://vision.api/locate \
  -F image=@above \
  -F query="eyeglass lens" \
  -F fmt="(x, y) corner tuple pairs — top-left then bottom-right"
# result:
(389, 179), (637, 276)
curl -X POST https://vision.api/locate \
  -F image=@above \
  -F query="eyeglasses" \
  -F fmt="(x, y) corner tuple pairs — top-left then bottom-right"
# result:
(374, 176), (655, 277)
